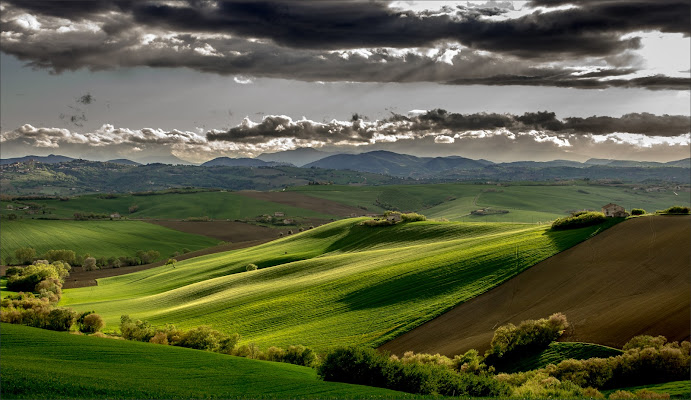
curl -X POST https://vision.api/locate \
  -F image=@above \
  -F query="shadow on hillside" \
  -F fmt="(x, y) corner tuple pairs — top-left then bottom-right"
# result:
(337, 220), (620, 311)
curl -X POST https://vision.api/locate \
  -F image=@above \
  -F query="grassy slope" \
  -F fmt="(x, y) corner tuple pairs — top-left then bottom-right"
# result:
(499, 342), (624, 373)
(603, 381), (691, 399)
(61, 218), (609, 351)
(5, 191), (335, 220)
(0, 323), (412, 400)
(291, 183), (688, 223)
(0, 220), (219, 262)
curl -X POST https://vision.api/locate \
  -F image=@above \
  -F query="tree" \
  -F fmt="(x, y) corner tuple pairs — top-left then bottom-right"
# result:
(166, 258), (176, 268)
(15, 247), (36, 265)
(631, 208), (646, 215)
(246, 263), (258, 271)
(82, 313), (105, 333)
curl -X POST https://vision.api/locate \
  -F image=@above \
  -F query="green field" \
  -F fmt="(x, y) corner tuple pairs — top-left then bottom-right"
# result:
(0, 220), (219, 263)
(0, 323), (413, 400)
(603, 381), (691, 399)
(500, 342), (624, 373)
(291, 183), (689, 223)
(2, 191), (335, 220)
(61, 218), (614, 351)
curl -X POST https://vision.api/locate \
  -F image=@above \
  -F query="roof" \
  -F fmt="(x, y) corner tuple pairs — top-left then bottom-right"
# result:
(602, 203), (623, 209)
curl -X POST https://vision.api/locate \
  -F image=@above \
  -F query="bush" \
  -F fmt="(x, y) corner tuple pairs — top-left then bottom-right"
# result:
(83, 257), (98, 271)
(14, 247), (36, 265)
(245, 263), (258, 271)
(552, 212), (607, 230)
(318, 347), (509, 397)
(136, 250), (160, 264)
(658, 206), (690, 214)
(45, 307), (76, 331)
(120, 315), (155, 342)
(81, 313), (105, 333)
(6, 262), (70, 293)
(630, 208), (646, 216)
(401, 213), (426, 222)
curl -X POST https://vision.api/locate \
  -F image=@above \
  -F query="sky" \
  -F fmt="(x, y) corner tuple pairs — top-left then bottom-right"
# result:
(1, 0), (689, 164)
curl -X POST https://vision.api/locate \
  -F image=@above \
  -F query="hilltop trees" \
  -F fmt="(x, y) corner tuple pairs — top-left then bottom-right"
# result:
(14, 247), (36, 265)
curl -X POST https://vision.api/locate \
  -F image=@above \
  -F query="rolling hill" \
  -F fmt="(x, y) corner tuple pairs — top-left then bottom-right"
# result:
(379, 215), (691, 356)
(0, 220), (219, 263)
(200, 157), (285, 167)
(1, 323), (411, 399)
(60, 218), (612, 351)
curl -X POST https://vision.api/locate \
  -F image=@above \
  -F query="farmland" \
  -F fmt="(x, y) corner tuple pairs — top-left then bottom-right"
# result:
(0, 323), (412, 400)
(60, 217), (612, 351)
(0, 219), (219, 263)
(498, 342), (624, 373)
(380, 215), (691, 356)
(291, 183), (689, 223)
(3, 190), (338, 220)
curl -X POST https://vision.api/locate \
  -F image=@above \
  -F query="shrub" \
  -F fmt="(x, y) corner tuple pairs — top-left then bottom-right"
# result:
(658, 206), (690, 214)
(128, 204), (139, 213)
(282, 345), (318, 367)
(630, 208), (646, 216)
(551, 212), (606, 230)
(81, 313), (105, 333)
(401, 213), (426, 222)
(178, 325), (226, 352)
(120, 315), (155, 342)
(623, 335), (667, 351)
(245, 263), (258, 271)
(14, 247), (36, 265)
(165, 258), (176, 268)
(45, 307), (76, 331)
(136, 250), (160, 264)
(6, 262), (69, 293)
(149, 332), (169, 345)
(44, 249), (76, 264)
(82, 257), (98, 271)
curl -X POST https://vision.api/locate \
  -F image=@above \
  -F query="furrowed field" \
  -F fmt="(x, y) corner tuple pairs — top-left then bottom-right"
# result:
(290, 183), (688, 223)
(61, 218), (614, 351)
(1, 323), (413, 400)
(0, 220), (219, 262)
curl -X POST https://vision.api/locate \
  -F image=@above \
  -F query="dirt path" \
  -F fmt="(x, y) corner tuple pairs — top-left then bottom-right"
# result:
(379, 215), (691, 356)
(62, 239), (271, 289)
(236, 190), (366, 217)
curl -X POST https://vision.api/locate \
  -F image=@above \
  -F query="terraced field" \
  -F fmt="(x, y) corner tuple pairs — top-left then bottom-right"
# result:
(1, 219), (219, 263)
(381, 215), (691, 356)
(1, 323), (412, 400)
(61, 218), (611, 351)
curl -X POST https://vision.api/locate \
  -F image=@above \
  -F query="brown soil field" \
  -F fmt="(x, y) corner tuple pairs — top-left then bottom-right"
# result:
(236, 190), (366, 217)
(147, 220), (278, 242)
(380, 215), (691, 356)
(62, 239), (271, 289)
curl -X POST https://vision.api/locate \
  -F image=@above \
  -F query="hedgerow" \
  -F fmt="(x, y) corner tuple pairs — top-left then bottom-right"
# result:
(551, 211), (606, 230)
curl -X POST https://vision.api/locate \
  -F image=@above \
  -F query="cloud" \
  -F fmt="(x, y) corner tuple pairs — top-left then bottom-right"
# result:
(2, 110), (688, 163)
(1, 1), (689, 89)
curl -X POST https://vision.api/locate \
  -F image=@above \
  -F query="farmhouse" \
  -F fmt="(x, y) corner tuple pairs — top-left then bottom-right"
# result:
(274, 211), (285, 217)
(601, 203), (628, 218)
(110, 212), (122, 219)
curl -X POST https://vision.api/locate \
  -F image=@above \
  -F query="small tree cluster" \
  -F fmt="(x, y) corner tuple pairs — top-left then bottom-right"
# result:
(245, 263), (258, 271)
(44, 249), (77, 264)
(14, 247), (36, 265)
(401, 213), (426, 222)
(630, 208), (646, 216)
(485, 313), (569, 365)
(0, 292), (77, 332)
(551, 212), (606, 230)
(658, 205), (690, 214)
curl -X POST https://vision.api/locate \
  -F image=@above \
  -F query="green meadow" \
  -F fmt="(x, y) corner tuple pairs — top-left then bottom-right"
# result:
(0, 219), (219, 262)
(5, 191), (335, 220)
(603, 381), (691, 399)
(291, 183), (688, 223)
(0, 323), (413, 400)
(61, 218), (614, 351)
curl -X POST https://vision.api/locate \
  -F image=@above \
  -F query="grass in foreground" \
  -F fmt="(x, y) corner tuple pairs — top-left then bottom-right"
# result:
(0, 323), (413, 400)
(61, 218), (614, 351)
(0, 219), (219, 262)
(499, 342), (624, 373)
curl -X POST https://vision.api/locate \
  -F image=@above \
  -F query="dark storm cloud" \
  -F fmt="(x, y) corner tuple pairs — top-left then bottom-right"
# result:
(5, 0), (689, 56)
(1, 1), (689, 89)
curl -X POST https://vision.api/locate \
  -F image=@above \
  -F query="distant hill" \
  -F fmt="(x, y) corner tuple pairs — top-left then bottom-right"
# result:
(0, 154), (74, 165)
(502, 160), (585, 168)
(304, 150), (490, 177)
(138, 155), (196, 165)
(201, 157), (285, 167)
(584, 158), (689, 168)
(666, 158), (691, 168)
(257, 148), (337, 166)
(106, 158), (141, 165)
